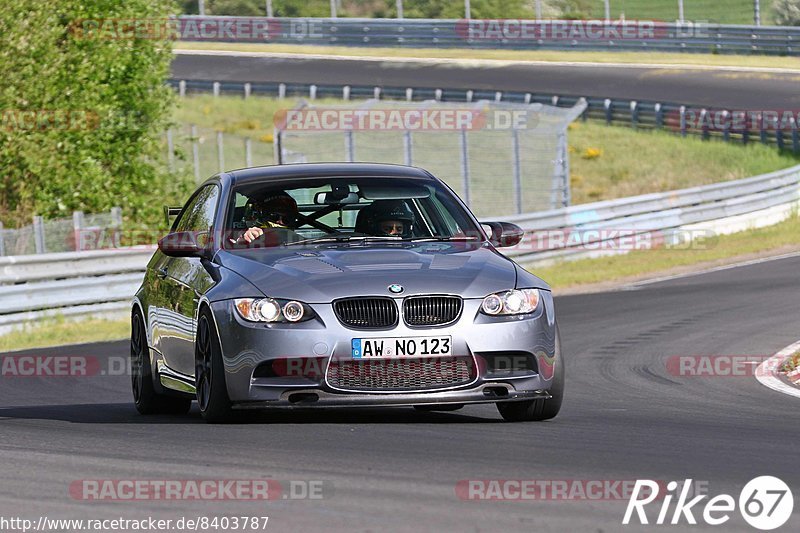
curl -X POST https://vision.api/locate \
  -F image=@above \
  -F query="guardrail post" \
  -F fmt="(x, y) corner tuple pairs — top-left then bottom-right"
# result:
(759, 113), (768, 144)
(742, 125), (749, 145)
(604, 99), (612, 125)
(551, 95), (559, 107)
(459, 129), (471, 208)
(722, 110), (731, 142)
(166, 129), (175, 171)
(245, 137), (253, 167)
(373, 87), (381, 100)
(33, 215), (45, 254)
(0, 221), (5, 257)
(212, 81), (220, 97)
(512, 129), (522, 214)
(680, 106), (687, 137)
(700, 109), (709, 140)
(244, 82), (251, 99)
(630, 100), (638, 129)
(435, 89), (442, 101)
(178, 80), (186, 98)
(343, 85), (350, 100)
(403, 130), (413, 166)
(278, 83), (286, 99)
(790, 117), (800, 154)
(309, 85), (317, 99)
(495, 91), (502, 102)
(654, 103), (663, 129)
(466, 90), (473, 102)
(217, 131), (225, 172)
(405, 88), (413, 101)
(776, 129), (785, 151)
(191, 124), (201, 182)
(72, 211), (84, 252)
(524, 93), (531, 104)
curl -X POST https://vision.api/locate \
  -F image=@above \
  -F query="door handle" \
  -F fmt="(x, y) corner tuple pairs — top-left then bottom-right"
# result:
(156, 267), (168, 279)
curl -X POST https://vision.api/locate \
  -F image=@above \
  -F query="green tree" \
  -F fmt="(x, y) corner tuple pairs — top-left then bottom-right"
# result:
(774, 0), (800, 25)
(0, 0), (178, 227)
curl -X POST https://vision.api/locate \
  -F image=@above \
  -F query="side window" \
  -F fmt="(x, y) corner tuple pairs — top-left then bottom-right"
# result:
(174, 185), (220, 233)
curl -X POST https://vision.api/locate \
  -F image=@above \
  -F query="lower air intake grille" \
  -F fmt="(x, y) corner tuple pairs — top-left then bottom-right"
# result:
(333, 297), (398, 329)
(403, 296), (462, 326)
(327, 356), (475, 391)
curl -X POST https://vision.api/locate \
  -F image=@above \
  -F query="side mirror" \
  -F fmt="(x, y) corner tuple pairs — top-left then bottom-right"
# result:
(158, 231), (211, 258)
(483, 222), (524, 248)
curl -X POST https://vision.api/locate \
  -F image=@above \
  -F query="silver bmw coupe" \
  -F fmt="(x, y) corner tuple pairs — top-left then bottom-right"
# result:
(131, 163), (563, 423)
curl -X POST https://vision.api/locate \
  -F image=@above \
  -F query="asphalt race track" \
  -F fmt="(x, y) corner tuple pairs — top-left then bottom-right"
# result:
(171, 51), (800, 109)
(1, 254), (798, 531)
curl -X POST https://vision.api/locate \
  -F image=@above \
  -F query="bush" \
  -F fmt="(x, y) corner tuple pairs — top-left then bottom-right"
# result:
(773, 0), (800, 26)
(0, 0), (180, 228)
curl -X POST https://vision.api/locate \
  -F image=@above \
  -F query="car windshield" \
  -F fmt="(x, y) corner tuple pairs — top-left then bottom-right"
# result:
(222, 176), (484, 249)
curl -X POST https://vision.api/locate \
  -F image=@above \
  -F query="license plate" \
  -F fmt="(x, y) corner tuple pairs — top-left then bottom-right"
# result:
(352, 336), (452, 359)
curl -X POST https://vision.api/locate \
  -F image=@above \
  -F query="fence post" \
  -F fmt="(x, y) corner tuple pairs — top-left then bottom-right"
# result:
(466, 90), (473, 102)
(406, 88), (413, 101)
(0, 221), (5, 257)
(345, 130), (355, 162)
(309, 85), (317, 100)
(459, 129), (471, 208)
(33, 215), (45, 254)
(495, 91), (502, 102)
(212, 81), (220, 97)
(72, 210), (84, 252)
(700, 109), (709, 140)
(604, 98), (612, 125)
(759, 112), (768, 144)
(111, 207), (122, 227)
(191, 124), (201, 182)
(792, 117), (799, 154)
(776, 129), (785, 151)
(435, 89), (442, 101)
(244, 82), (251, 99)
(245, 137), (253, 167)
(511, 129), (522, 214)
(274, 128), (283, 165)
(630, 100), (638, 129)
(343, 85), (351, 100)
(217, 131), (225, 172)
(179, 80), (186, 97)
(403, 130), (413, 166)
(374, 86), (381, 99)
(278, 83), (286, 99)
(166, 128), (175, 171)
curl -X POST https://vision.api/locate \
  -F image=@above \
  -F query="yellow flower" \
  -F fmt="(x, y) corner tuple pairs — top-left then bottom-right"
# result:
(582, 147), (602, 160)
(260, 133), (274, 143)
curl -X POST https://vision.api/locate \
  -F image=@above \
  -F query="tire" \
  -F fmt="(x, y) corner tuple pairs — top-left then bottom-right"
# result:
(496, 331), (564, 422)
(130, 311), (192, 415)
(195, 309), (234, 423)
(414, 404), (464, 412)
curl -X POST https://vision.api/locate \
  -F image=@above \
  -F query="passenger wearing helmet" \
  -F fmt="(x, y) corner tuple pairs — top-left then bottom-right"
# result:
(237, 192), (299, 244)
(363, 200), (415, 238)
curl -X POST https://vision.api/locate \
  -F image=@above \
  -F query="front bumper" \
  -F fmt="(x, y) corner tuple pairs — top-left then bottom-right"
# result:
(210, 293), (559, 406)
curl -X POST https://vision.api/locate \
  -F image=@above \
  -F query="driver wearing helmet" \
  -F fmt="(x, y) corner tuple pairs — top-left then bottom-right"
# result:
(364, 200), (415, 238)
(236, 192), (298, 244)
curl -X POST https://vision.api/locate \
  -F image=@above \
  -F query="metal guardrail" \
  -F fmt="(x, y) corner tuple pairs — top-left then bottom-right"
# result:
(175, 16), (800, 56)
(2, 163), (798, 334)
(170, 79), (800, 154)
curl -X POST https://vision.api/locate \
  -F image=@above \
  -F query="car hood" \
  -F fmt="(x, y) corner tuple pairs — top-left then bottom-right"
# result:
(215, 242), (537, 302)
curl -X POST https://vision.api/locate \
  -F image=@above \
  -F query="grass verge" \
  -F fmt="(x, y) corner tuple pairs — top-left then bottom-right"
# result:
(528, 213), (800, 289)
(175, 42), (800, 70)
(0, 317), (129, 353)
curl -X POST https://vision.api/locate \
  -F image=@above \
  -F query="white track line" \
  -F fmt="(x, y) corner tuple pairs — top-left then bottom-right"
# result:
(756, 340), (800, 399)
(624, 250), (800, 289)
(173, 49), (800, 74)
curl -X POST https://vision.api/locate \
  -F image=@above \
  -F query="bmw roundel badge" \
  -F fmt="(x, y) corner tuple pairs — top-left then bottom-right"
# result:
(388, 284), (404, 294)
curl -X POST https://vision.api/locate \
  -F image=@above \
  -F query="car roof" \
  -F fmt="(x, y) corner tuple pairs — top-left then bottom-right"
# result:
(226, 163), (435, 186)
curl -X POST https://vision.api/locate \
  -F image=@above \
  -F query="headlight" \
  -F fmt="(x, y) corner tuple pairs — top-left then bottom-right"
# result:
(234, 298), (315, 323)
(481, 289), (540, 316)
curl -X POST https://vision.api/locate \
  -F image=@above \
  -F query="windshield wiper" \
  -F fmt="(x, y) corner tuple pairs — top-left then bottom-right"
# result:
(284, 235), (403, 246)
(409, 236), (480, 242)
